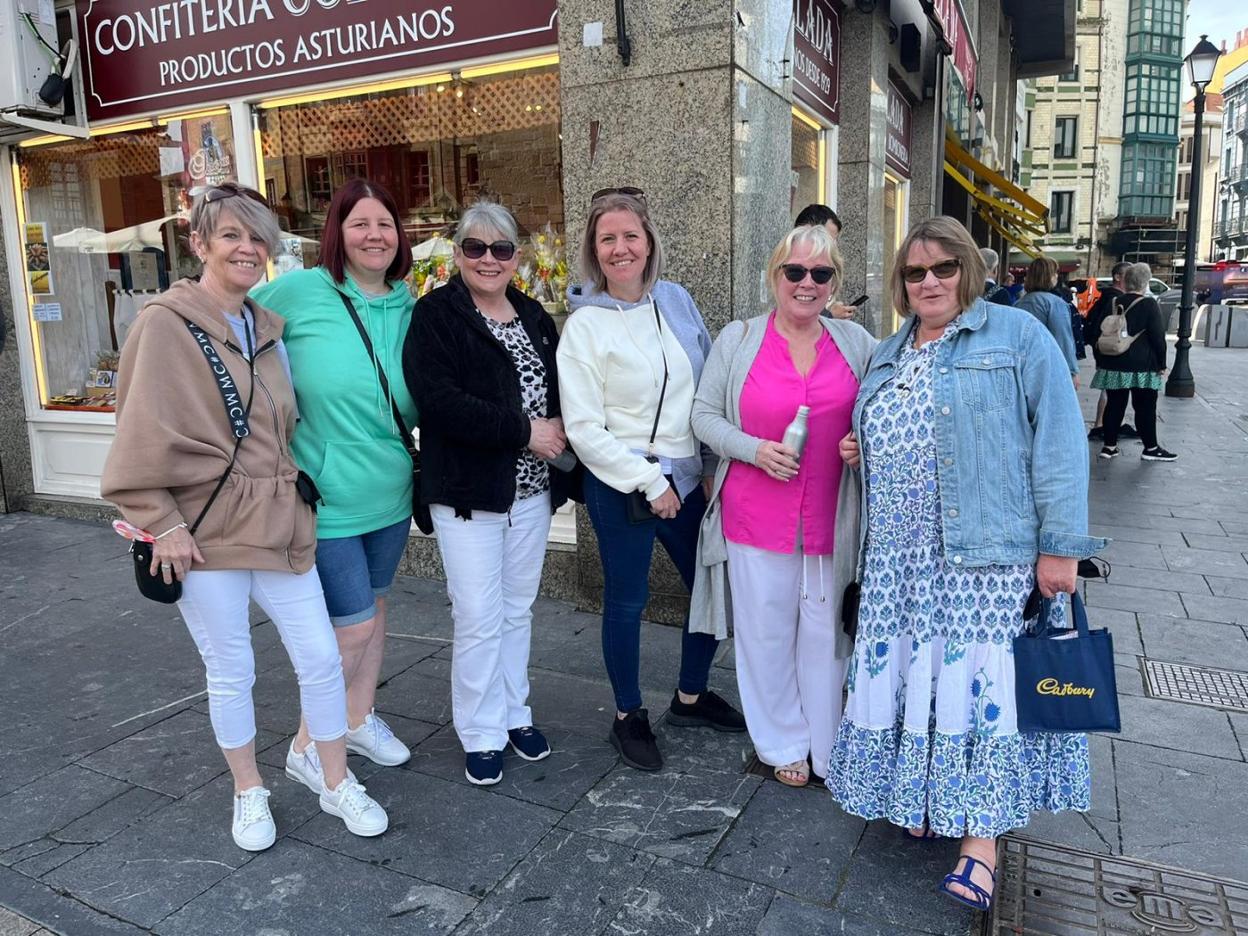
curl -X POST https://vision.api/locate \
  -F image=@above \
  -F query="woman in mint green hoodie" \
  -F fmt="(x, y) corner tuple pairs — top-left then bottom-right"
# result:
(252, 179), (417, 785)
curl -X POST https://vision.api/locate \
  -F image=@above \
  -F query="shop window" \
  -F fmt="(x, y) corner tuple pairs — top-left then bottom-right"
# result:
(14, 114), (236, 412)
(790, 110), (823, 216)
(257, 64), (565, 280)
(1050, 191), (1074, 233)
(1054, 117), (1078, 158)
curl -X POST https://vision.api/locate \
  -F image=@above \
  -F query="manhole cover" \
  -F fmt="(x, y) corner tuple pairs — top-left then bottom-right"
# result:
(989, 836), (1248, 934)
(1141, 658), (1248, 713)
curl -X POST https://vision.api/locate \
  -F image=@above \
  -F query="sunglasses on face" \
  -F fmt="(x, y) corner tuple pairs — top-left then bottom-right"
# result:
(460, 238), (517, 261)
(591, 186), (647, 203)
(780, 264), (837, 285)
(901, 258), (961, 283)
(203, 183), (269, 207)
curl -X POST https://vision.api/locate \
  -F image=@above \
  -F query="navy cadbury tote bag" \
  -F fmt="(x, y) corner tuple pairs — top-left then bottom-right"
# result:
(1013, 591), (1121, 733)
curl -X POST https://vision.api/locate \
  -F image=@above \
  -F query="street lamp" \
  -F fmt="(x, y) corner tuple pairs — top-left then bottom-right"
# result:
(1167, 34), (1222, 398)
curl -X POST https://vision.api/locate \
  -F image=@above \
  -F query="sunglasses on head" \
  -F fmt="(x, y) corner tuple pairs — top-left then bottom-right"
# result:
(901, 258), (961, 283)
(591, 186), (647, 203)
(459, 237), (517, 261)
(203, 183), (269, 207)
(780, 264), (837, 285)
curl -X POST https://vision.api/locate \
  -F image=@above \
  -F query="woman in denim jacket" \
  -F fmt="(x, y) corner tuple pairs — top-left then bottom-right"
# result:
(825, 217), (1107, 912)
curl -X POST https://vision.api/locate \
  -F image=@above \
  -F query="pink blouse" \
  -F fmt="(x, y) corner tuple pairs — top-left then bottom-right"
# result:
(720, 314), (858, 555)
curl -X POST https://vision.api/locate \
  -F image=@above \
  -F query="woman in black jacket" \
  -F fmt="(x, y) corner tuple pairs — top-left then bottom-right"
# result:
(402, 200), (576, 786)
(1087, 262), (1176, 461)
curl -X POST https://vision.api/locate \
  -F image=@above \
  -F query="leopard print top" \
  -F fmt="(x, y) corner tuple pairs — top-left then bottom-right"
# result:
(478, 310), (551, 500)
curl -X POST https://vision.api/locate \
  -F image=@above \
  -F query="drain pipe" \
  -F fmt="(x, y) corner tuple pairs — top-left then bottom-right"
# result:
(615, 0), (632, 66)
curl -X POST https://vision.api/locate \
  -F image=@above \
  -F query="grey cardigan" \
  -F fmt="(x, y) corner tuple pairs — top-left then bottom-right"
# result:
(688, 313), (878, 655)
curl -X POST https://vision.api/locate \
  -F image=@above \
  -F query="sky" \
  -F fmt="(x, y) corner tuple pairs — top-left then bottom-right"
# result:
(1185, 0), (1246, 50)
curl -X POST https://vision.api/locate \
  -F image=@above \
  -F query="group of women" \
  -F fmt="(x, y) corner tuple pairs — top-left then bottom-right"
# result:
(102, 178), (1103, 912)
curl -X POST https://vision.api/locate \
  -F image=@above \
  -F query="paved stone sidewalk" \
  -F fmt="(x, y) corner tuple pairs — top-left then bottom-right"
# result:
(1, 344), (1246, 935)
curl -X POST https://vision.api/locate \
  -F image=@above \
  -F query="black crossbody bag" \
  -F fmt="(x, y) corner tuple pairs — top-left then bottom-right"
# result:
(625, 300), (671, 524)
(337, 292), (434, 535)
(131, 318), (254, 604)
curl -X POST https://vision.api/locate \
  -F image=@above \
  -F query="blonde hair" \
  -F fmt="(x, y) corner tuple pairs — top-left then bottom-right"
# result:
(765, 225), (843, 304)
(888, 216), (987, 317)
(189, 185), (281, 257)
(578, 192), (664, 296)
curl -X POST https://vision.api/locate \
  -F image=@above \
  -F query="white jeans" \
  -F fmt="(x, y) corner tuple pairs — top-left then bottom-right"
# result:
(726, 540), (848, 772)
(432, 492), (551, 752)
(178, 568), (347, 749)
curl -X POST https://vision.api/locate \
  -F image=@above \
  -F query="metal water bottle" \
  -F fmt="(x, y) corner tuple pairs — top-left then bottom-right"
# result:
(781, 405), (810, 459)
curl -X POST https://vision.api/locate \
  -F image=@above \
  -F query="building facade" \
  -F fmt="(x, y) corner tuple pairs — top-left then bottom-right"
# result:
(1214, 57), (1248, 261)
(0, 0), (1073, 611)
(1174, 93), (1223, 264)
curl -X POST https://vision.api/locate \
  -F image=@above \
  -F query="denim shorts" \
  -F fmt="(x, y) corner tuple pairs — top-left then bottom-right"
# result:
(315, 518), (411, 626)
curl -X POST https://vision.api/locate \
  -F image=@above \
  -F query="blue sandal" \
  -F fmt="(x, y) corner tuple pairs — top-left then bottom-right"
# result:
(939, 855), (996, 911)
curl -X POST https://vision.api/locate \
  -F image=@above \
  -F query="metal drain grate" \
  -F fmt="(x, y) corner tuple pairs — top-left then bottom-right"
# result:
(988, 836), (1248, 934)
(1141, 658), (1248, 714)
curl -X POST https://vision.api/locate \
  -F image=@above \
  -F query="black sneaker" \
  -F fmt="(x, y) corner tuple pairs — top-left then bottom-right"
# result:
(1098, 446), (1120, 460)
(1087, 426), (1104, 441)
(1141, 446), (1178, 462)
(507, 727), (551, 762)
(609, 709), (662, 771)
(465, 751), (503, 786)
(666, 690), (747, 733)
(1119, 424), (1140, 439)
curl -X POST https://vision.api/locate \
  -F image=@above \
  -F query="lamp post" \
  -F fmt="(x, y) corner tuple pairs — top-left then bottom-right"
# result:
(1167, 34), (1223, 398)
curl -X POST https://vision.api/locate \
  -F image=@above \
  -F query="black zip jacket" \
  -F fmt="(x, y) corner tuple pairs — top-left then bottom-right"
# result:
(1087, 291), (1167, 373)
(403, 275), (578, 518)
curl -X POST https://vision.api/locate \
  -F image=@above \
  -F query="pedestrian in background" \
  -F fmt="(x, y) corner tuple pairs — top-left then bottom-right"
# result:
(558, 187), (745, 773)
(690, 224), (875, 787)
(404, 201), (573, 786)
(979, 248), (1013, 305)
(1087, 261), (1176, 462)
(252, 179), (417, 777)
(1086, 262), (1137, 441)
(796, 203), (859, 320)
(827, 216), (1104, 913)
(1015, 256), (1080, 383)
(104, 184), (388, 851)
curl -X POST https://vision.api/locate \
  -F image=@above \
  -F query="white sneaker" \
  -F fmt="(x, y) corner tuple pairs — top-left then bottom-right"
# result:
(345, 711), (410, 766)
(284, 740), (357, 795)
(232, 786), (276, 852)
(319, 778), (388, 837)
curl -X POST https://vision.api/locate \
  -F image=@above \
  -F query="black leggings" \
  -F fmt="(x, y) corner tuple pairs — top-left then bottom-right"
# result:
(1103, 387), (1157, 448)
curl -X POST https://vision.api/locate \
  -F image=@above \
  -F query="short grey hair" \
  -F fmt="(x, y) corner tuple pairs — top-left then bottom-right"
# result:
(189, 186), (281, 256)
(979, 247), (999, 278)
(454, 200), (519, 245)
(1123, 262), (1151, 294)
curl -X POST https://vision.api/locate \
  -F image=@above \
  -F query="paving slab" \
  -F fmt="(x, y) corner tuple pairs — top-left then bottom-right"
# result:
(1163, 545), (1248, 580)
(42, 765), (320, 929)
(1114, 692), (1243, 761)
(607, 858), (773, 936)
(1090, 563), (1211, 596)
(1099, 540), (1169, 571)
(1082, 583), (1185, 617)
(0, 907), (39, 936)
(452, 830), (653, 936)
(291, 766), (559, 899)
(757, 895), (933, 936)
(1112, 739), (1248, 881)
(52, 786), (172, 845)
(154, 839), (476, 936)
(710, 780), (864, 905)
(0, 863), (148, 935)
(0, 766), (131, 851)
(406, 723), (620, 812)
(10, 842), (91, 879)
(526, 614), (686, 695)
(1087, 523), (1186, 547)
(372, 656), (455, 726)
(1207, 575), (1248, 599)
(1137, 614), (1248, 670)
(1178, 592), (1248, 624)
(1182, 531), (1248, 553)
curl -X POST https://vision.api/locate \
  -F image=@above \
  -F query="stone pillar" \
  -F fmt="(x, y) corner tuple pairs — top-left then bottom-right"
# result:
(557, 0), (792, 621)
(834, 11), (892, 336)
(0, 220), (34, 513)
(909, 95), (943, 225)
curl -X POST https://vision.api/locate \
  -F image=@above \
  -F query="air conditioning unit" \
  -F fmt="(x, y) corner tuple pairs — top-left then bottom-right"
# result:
(0, 0), (87, 140)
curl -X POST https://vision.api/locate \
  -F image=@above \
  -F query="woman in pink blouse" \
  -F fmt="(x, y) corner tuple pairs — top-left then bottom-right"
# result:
(691, 224), (877, 786)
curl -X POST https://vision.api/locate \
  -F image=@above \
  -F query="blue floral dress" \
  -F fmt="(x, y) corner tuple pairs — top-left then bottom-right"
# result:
(825, 320), (1090, 839)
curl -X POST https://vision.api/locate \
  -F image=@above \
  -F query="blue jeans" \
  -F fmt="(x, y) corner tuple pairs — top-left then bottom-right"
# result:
(583, 471), (720, 713)
(315, 518), (411, 626)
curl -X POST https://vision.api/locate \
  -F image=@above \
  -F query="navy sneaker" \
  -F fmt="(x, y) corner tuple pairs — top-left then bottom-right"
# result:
(666, 690), (747, 732)
(465, 751), (503, 786)
(508, 727), (551, 762)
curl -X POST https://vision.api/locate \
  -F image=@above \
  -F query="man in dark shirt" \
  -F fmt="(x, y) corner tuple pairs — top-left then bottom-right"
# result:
(795, 203), (858, 320)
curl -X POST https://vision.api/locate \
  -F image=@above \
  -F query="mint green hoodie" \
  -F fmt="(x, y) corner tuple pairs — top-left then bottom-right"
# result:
(252, 267), (417, 538)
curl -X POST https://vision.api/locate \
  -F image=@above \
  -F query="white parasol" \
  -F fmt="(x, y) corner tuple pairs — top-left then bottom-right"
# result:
(411, 236), (455, 260)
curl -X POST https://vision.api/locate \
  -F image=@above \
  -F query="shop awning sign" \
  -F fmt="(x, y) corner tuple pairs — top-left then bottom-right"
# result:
(78, 0), (559, 122)
(792, 0), (842, 124)
(885, 81), (912, 178)
(927, 0), (977, 103)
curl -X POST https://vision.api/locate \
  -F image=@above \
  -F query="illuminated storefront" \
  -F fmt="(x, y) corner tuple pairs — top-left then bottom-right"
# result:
(789, 0), (840, 217)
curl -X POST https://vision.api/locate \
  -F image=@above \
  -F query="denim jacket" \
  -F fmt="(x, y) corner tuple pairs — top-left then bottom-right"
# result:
(852, 298), (1108, 567)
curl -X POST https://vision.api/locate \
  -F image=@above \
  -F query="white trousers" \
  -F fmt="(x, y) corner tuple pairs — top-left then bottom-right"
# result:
(177, 567), (347, 749)
(432, 492), (551, 752)
(726, 540), (847, 771)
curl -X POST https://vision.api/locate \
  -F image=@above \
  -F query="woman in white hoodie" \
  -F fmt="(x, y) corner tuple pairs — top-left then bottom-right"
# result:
(558, 188), (746, 772)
